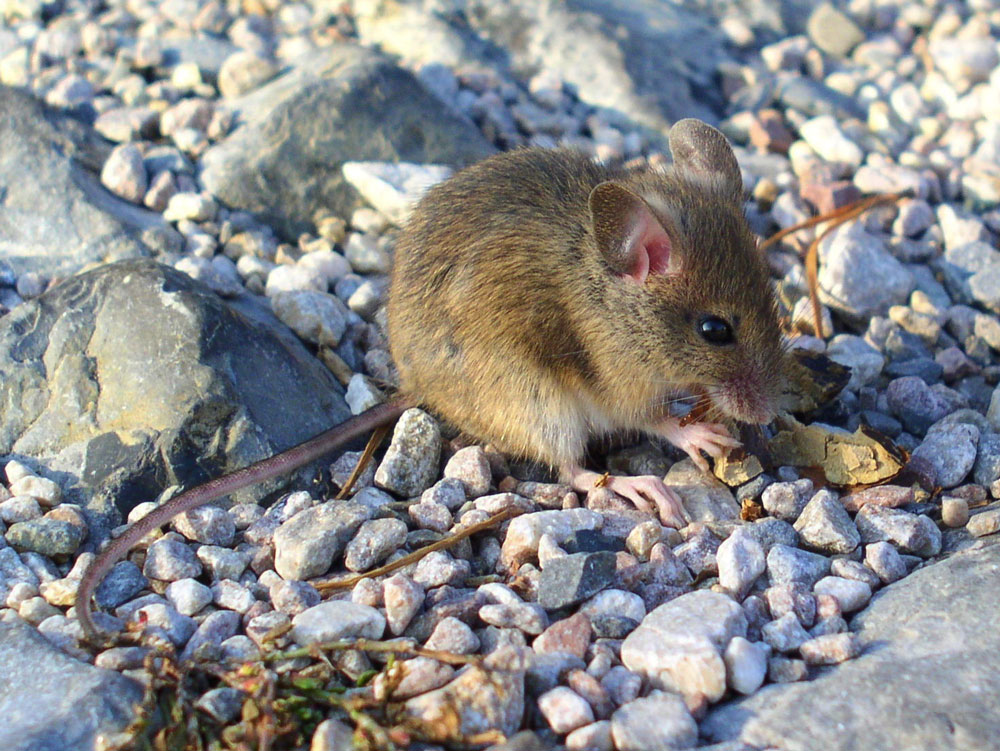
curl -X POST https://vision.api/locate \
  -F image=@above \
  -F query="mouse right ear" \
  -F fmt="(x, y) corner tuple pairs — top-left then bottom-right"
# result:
(668, 118), (743, 201)
(589, 182), (677, 285)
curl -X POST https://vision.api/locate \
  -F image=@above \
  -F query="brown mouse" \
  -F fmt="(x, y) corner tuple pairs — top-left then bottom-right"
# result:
(76, 118), (782, 640)
(388, 118), (783, 525)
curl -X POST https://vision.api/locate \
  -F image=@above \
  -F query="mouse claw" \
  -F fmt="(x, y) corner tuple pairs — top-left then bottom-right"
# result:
(656, 418), (741, 473)
(565, 467), (687, 528)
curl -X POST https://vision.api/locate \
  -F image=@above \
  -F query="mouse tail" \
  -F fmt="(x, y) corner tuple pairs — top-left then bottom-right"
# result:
(76, 396), (412, 643)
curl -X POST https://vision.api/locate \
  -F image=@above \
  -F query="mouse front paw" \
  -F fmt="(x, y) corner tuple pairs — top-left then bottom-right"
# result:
(564, 466), (687, 528)
(655, 417), (741, 473)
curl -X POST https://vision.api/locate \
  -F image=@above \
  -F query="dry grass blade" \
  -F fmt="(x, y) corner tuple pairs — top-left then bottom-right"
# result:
(760, 191), (910, 338)
(313, 505), (522, 593)
(334, 423), (391, 500)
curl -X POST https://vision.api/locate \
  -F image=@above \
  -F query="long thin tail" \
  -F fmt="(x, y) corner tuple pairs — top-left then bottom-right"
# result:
(76, 397), (411, 642)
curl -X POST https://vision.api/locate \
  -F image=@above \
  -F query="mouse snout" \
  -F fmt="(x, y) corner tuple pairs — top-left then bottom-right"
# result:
(713, 369), (778, 425)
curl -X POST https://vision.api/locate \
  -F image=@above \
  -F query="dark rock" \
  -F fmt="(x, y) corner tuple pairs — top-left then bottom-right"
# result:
(0, 612), (143, 751)
(703, 540), (1000, 750)
(95, 560), (148, 609)
(0, 86), (165, 277)
(537, 552), (617, 610)
(562, 529), (625, 554)
(200, 45), (494, 240)
(590, 614), (639, 639)
(0, 260), (350, 541)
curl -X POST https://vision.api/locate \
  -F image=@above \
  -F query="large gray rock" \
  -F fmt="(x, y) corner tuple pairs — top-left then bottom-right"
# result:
(354, 0), (727, 134)
(702, 539), (1000, 750)
(0, 86), (164, 277)
(0, 259), (351, 538)
(199, 44), (495, 240)
(0, 611), (143, 751)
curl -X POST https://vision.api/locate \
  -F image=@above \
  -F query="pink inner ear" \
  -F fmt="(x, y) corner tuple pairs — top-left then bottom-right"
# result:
(623, 208), (673, 284)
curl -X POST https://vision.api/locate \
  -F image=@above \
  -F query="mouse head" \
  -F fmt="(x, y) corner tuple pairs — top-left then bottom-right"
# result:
(588, 119), (784, 425)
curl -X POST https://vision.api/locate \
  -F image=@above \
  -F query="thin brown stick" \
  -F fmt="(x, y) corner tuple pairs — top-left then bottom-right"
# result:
(261, 638), (480, 666)
(313, 506), (521, 593)
(761, 191), (909, 337)
(335, 424), (391, 500)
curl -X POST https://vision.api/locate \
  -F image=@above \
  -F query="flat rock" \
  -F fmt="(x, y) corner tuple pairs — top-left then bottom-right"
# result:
(703, 539), (1000, 750)
(0, 611), (143, 751)
(199, 45), (494, 240)
(0, 260), (350, 540)
(0, 86), (164, 277)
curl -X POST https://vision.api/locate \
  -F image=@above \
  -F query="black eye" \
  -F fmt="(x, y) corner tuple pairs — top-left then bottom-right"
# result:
(698, 315), (734, 345)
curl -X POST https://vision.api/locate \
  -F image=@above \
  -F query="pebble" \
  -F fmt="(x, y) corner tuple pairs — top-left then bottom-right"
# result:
(864, 541), (908, 584)
(343, 518), (407, 572)
(341, 162), (452, 226)
(766, 544), (831, 587)
(173, 506), (235, 546)
(967, 509), (1000, 537)
(142, 537), (202, 581)
(716, 526), (765, 599)
(537, 552), (617, 610)
(196, 545), (249, 581)
(270, 291), (347, 348)
(162, 192), (217, 222)
(813, 576), (872, 613)
(270, 580), (321, 616)
(100, 143), (147, 203)
(8, 476), (62, 506)
(724, 636), (768, 695)
(910, 421), (979, 488)
(800, 632), (860, 665)
(792, 488), (861, 555)
(762, 612), (811, 653)
(290, 601), (386, 645)
(538, 686), (594, 734)
(165, 578), (213, 616)
(425, 616), (480, 654)
(609, 691), (697, 751)
(374, 409), (442, 497)
(181, 610), (242, 662)
(855, 505), (942, 557)
(443, 446), (492, 498)
(533, 612), (591, 659)
(940, 496), (970, 528)
(272, 501), (371, 580)
(566, 721), (614, 751)
(761, 479), (813, 522)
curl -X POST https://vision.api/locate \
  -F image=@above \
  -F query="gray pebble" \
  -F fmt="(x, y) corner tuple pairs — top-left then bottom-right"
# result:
(792, 489), (860, 555)
(855, 505), (941, 557)
(343, 518), (408, 572)
(143, 537), (202, 581)
(375, 409), (442, 497)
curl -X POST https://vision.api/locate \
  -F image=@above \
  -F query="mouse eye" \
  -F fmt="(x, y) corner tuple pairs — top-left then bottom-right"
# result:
(697, 315), (734, 345)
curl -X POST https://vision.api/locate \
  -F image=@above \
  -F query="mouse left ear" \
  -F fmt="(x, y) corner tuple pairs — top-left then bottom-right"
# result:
(668, 118), (743, 201)
(589, 182), (678, 285)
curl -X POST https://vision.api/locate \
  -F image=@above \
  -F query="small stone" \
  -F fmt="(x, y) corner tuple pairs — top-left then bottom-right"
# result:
(212, 580), (256, 613)
(291, 601), (386, 645)
(273, 502), (371, 580)
(768, 655), (808, 683)
(196, 546), (249, 581)
(218, 50), (277, 97)
(886, 376), (954, 434)
(270, 291), (347, 347)
(101, 144), (147, 203)
(344, 518), (408, 572)
(533, 613), (591, 659)
(163, 192), (217, 222)
(620, 591), (745, 703)
(443, 446), (492, 498)
(374, 657), (454, 701)
(800, 632), (859, 665)
(716, 527), (765, 599)
(799, 115), (864, 168)
(829, 558), (880, 589)
(538, 686), (594, 734)
(344, 374), (384, 415)
(792, 489), (860, 554)
(181, 610), (243, 661)
(910, 422), (979, 488)
(408, 501), (453, 533)
(165, 578), (213, 616)
(143, 538), (203, 581)
(425, 616), (480, 654)
(375, 409), (442, 496)
(841, 485), (914, 513)
(8, 476), (61, 506)
(761, 479), (814, 522)
(538, 552), (617, 610)
(813, 576), (871, 613)
(724, 636), (768, 695)
(766, 544), (830, 587)
(807, 3), (864, 58)
(270, 580), (322, 615)
(173, 506), (236, 546)
(762, 611), (811, 654)
(311, 719), (355, 751)
(0, 496), (42, 524)
(566, 721), (613, 751)
(383, 574), (424, 635)
(132, 602), (197, 646)
(764, 583), (817, 628)
(609, 691), (697, 751)
(500, 509), (604, 570)
(967, 509), (1000, 537)
(941, 497), (970, 528)
(625, 521), (664, 560)
(195, 687), (244, 724)
(855, 505), (942, 556)
(864, 541), (907, 583)
(413, 551), (470, 588)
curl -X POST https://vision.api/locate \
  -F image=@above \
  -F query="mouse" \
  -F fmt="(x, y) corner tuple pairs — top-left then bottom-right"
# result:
(388, 118), (784, 527)
(75, 118), (783, 640)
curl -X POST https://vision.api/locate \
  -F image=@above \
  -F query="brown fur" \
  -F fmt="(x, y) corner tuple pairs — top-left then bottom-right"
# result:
(388, 119), (784, 470)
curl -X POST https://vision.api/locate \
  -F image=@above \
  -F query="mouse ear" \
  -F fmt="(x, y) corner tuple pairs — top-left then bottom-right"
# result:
(668, 118), (743, 200)
(589, 182), (677, 285)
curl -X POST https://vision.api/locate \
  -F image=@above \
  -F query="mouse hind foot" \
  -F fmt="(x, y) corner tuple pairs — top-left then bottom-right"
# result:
(563, 465), (687, 529)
